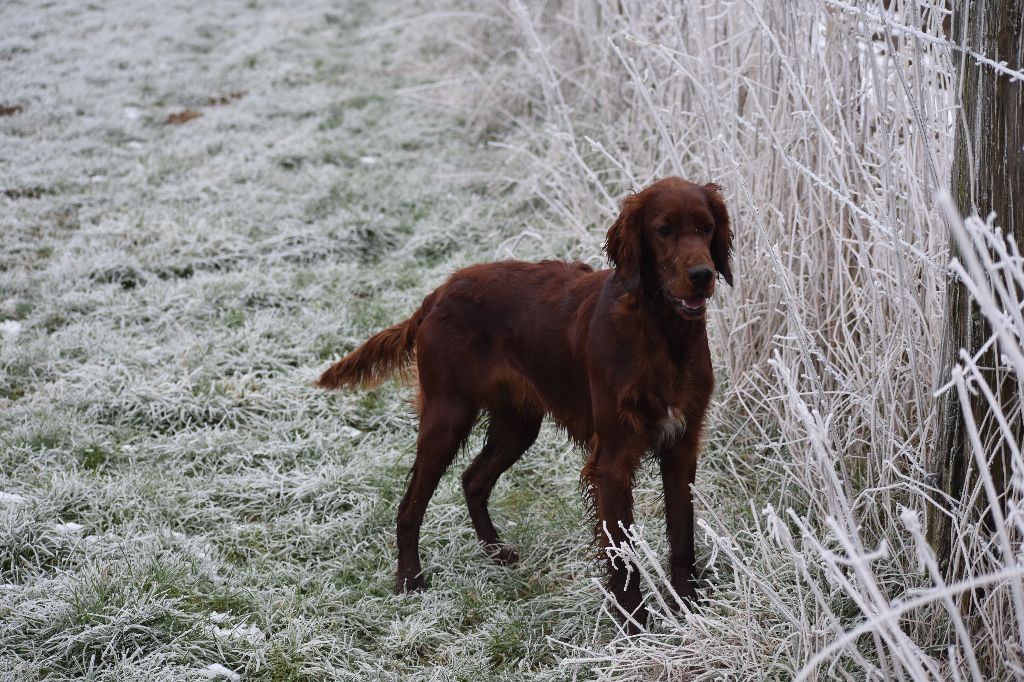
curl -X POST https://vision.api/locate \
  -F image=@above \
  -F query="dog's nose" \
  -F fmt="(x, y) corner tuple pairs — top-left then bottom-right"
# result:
(687, 266), (714, 288)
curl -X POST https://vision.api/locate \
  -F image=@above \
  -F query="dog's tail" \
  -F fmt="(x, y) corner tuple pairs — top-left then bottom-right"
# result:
(317, 291), (438, 390)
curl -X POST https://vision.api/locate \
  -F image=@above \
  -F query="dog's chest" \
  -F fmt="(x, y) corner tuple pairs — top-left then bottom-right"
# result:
(652, 404), (688, 448)
(644, 351), (711, 450)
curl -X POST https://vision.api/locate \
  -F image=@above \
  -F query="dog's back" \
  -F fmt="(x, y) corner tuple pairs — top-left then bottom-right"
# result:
(413, 261), (604, 430)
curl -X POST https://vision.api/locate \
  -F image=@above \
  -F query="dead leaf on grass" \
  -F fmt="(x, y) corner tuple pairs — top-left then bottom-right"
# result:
(3, 186), (46, 199)
(164, 109), (202, 125)
(207, 91), (245, 106)
(0, 104), (23, 117)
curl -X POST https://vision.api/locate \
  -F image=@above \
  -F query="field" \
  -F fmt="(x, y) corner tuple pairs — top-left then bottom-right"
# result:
(0, 1), (611, 679)
(4, 0), (1024, 680)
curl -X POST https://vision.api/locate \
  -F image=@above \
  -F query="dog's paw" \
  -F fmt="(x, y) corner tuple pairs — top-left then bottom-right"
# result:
(395, 570), (430, 593)
(622, 605), (649, 636)
(665, 578), (703, 611)
(482, 542), (519, 565)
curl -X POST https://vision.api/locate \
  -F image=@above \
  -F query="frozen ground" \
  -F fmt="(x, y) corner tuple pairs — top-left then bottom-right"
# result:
(0, 1), (616, 679)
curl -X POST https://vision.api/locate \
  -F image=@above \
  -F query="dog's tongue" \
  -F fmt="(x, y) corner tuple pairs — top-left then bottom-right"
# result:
(682, 297), (706, 309)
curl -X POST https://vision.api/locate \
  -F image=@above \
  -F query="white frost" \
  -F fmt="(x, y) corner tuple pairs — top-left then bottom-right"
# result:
(200, 663), (240, 681)
(211, 622), (265, 644)
(53, 522), (85, 533)
(0, 320), (22, 341)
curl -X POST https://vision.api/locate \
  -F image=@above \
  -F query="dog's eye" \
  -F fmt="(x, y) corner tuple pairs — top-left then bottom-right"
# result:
(657, 225), (672, 236)
(702, 223), (714, 235)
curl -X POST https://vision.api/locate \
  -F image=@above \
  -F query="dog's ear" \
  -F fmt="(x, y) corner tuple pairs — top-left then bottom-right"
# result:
(704, 183), (733, 286)
(604, 192), (644, 291)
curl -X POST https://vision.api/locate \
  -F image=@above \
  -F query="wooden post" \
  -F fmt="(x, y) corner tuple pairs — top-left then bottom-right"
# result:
(929, 0), (1023, 572)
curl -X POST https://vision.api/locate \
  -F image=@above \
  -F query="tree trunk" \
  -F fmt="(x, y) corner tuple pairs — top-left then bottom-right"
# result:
(929, 0), (1023, 571)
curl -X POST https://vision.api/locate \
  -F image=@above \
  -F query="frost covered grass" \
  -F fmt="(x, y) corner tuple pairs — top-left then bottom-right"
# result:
(418, 0), (1024, 679)
(5, 0), (1023, 679)
(0, 0), (611, 679)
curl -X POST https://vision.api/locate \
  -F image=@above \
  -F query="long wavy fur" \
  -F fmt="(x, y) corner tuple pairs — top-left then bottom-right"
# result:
(317, 292), (437, 390)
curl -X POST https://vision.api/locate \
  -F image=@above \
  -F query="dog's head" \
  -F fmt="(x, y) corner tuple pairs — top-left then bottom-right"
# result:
(604, 177), (733, 319)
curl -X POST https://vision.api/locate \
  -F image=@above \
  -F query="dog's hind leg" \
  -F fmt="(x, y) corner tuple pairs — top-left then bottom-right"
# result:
(395, 395), (477, 593)
(462, 407), (542, 565)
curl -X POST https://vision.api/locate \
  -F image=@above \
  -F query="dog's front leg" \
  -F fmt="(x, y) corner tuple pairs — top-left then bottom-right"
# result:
(584, 437), (647, 634)
(659, 428), (701, 605)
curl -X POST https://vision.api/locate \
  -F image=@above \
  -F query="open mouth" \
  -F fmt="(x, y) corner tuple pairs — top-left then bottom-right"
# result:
(668, 295), (708, 317)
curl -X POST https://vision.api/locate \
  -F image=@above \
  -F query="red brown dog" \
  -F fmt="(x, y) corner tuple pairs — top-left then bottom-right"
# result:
(318, 177), (732, 631)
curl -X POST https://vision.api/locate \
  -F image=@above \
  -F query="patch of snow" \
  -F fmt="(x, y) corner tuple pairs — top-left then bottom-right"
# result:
(0, 320), (22, 340)
(208, 612), (264, 645)
(200, 663), (240, 681)
(359, 155), (379, 165)
(211, 622), (265, 644)
(0, 492), (27, 504)
(340, 425), (363, 438)
(53, 522), (85, 533)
